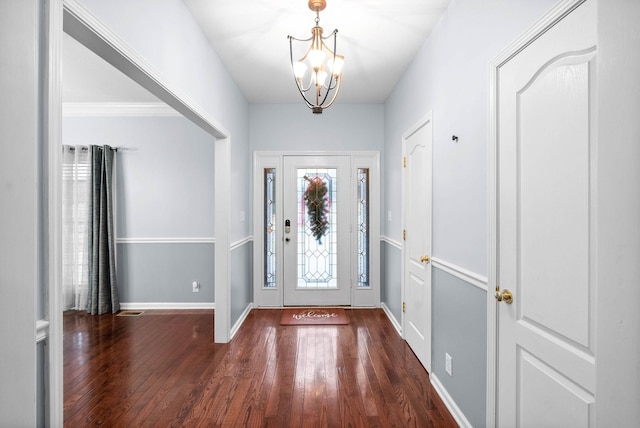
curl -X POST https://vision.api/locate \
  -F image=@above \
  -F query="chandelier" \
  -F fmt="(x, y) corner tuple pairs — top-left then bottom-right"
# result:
(288, 0), (344, 114)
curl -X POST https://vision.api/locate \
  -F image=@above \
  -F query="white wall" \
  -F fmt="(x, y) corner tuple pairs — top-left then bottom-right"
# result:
(250, 103), (384, 153)
(77, 0), (251, 242)
(384, 0), (558, 275)
(64, 115), (215, 238)
(0, 1), (43, 425)
(595, 0), (640, 424)
(249, 102), (385, 228)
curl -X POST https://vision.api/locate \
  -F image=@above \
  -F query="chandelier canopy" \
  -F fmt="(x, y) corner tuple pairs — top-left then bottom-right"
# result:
(288, 0), (344, 114)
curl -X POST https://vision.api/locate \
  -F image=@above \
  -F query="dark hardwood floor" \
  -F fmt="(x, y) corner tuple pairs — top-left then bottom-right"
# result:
(64, 309), (457, 427)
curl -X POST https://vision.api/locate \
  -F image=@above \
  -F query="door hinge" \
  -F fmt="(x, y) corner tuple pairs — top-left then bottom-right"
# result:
(403, 229), (406, 240)
(402, 302), (406, 313)
(403, 157), (407, 168)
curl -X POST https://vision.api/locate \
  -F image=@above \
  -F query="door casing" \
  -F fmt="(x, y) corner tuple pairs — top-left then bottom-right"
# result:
(401, 113), (433, 373)
(488, 0), (599, 426)
(253, 151), (380, 308)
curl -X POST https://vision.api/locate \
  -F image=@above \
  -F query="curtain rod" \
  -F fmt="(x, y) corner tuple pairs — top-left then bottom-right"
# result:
(64, 146), (135, 152)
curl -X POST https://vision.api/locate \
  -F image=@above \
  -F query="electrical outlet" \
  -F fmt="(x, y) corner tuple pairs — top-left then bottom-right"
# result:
(192, 281), (200, 293)
(445, 353), (453, 376)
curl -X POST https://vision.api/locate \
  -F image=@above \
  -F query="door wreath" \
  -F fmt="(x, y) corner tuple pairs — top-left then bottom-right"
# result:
(303, 176), (329, 244)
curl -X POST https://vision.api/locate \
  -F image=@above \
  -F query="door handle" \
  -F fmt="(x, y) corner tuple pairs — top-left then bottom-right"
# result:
(420, 255), (430, 263)
(495, 287), (513, 304)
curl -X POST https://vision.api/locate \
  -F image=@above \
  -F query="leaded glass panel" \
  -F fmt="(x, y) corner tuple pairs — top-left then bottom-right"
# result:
(297, 168), (338, 289)
(357, 168), (370, 287)
(264, 168), (276, 287)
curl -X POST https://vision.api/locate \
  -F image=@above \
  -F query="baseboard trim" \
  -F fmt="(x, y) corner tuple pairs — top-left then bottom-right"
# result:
(431, 374), (472, 428)
(230, 303), (253, 340)
(120, 302), (215, 310)
(381, 302), (402, 335)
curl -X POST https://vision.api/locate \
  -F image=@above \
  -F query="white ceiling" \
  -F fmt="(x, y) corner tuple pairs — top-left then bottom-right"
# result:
(63, 0), (451, 105)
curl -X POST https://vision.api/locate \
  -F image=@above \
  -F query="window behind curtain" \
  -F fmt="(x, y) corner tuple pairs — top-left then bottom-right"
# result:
(62, 146), (90, 310)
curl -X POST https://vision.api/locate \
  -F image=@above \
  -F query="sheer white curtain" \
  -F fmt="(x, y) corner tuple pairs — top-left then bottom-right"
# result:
(62, 145), (91, 311)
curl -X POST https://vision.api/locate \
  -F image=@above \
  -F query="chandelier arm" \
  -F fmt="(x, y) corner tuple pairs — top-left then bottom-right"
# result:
(288, 34), (314, 43)
(324, 78), (339, 91)
(321, 28), (338, 41)
(319, 76), (342, 110)
(299, 81), (315, 93)
(289, 36), (316, 108)
(289, 34), (315, 64)
(315, 29), (339, 107)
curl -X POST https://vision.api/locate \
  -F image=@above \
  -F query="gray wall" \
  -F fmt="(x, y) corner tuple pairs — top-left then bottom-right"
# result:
(231, 241), (253, 325)
(117, 243), (214, 303)
(381, 241), (402, 321)
(382, 0), (559, 424)
(63, 115), (216, 305)
(432, 268), (487, 427)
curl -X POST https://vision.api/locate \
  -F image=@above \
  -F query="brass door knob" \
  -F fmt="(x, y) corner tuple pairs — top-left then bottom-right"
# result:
(495, 288), (513, 304)
(420, 255), (430, 263)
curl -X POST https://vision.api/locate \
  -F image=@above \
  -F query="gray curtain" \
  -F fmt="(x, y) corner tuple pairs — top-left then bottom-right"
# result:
(87, 145), (120, 315)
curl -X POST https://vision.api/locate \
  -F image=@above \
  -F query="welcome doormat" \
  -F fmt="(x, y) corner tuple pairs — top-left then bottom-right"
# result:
(280, 308), (349, 326)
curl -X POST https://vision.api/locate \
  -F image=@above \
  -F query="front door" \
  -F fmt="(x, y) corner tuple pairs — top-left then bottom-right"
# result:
(283, 156), (351, 306)
(403, 114), (433, 373)
(495, 1), (596, 426)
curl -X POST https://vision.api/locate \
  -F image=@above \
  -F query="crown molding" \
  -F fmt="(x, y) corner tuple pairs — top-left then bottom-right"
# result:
(63, 102), (181, 117)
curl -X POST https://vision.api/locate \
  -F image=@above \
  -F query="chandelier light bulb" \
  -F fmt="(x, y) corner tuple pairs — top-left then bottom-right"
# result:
(308, 49), (326, 71)
(293, 61), (307, 79)
(328, 55), (344, 77)
(316, 70), (329, 88)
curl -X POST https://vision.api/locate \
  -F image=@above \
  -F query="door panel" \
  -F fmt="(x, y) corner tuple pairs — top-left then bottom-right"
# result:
(283, 156), (351, 306)
(519, 350), (592, 428)
(403, 114), (433, 372)
(496, 1), (596, 426)
(518, 52), (593, 349)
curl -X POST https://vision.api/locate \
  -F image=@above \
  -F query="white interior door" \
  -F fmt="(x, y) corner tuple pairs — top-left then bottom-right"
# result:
(283, 156), (351, 306)
(495, 1), (596, 426)
(403, 114), (433, 372)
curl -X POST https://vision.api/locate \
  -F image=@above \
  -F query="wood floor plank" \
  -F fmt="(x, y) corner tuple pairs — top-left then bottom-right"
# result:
(64, 308), (458, 427)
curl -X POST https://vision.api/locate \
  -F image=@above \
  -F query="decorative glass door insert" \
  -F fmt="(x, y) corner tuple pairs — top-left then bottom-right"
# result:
(283, 156), (350, 306)
(296, 168), (338, 289)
